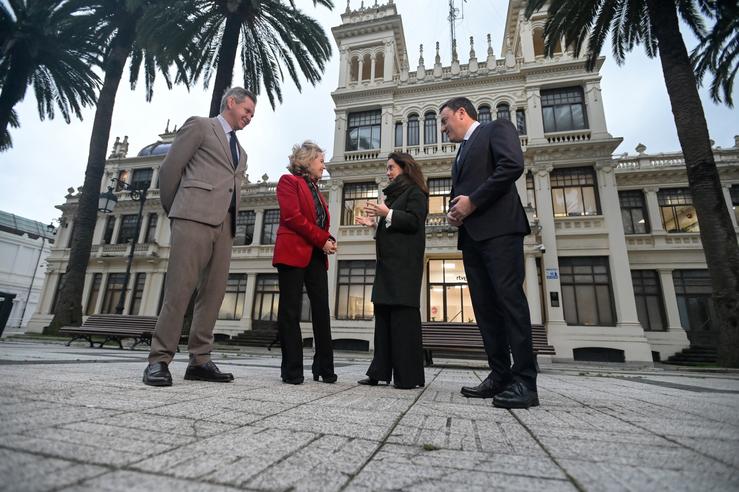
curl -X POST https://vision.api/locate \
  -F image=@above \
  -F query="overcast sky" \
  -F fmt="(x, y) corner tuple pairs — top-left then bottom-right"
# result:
(0, 0), (736, 224)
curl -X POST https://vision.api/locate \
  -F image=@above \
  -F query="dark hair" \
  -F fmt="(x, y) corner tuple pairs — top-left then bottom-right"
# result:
(439, 97), (477, 121)
(387, 152), (429, 194)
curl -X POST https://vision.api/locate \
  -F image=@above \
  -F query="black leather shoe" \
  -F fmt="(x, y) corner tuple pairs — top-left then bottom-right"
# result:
(493, 381), (540, 409)
(282, 376), (304, 385)
(143, 362), (172, 387)
(313, 374), (338, 383)
(358, 377), (378, 386)
(461, 377), (510, 399)
(184, 360), (234, 383)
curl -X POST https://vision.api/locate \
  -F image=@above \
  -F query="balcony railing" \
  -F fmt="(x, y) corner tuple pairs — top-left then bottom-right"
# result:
(544, 129), (592, 145)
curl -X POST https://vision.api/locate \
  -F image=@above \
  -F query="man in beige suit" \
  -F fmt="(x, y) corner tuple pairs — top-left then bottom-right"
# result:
(143, 87), (256, 386)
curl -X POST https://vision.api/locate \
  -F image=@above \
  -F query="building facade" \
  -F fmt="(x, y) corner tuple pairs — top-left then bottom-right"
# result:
(0, 211), (56, 335)
(27, 0), (739, 362)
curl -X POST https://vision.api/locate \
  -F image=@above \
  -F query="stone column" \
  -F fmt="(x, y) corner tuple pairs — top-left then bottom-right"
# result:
(144, 272), (165, 315)
(520, 21), (535, 62)
(643, 187), (664, 233)
(381, 105), (394, 154)
(81, 273), (94, 315)
(596, 162), (643, 330)
(151, 167), (160, 189)
(525, 88), (546, 145)
(40, 273), (60, 314)
(584, 81), (609, 139)
(401, 119), (407, 151)
(242, 274), (257, 331)
(91, 216), (107, 244)
(532, 166), (565, 325)
(658, 269), (684, 331)
(137, 213), (149, 244)
(95, 272), (108, 314)
(722, 184), (738, 228)
(370, 53), (376, 82)
(252, 210), (265, 245)
(338, 47), (349, 87)
(109, 215), (122, 244)
(358, 58), (365, 83)
(333, 111), (347, 161)
(383, 40), (394, 82)
(327, 180), (344, 314)
(525, 253), (542, 325)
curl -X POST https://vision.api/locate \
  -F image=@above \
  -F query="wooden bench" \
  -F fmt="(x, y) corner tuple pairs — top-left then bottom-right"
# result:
(421, 322), (555, 366)
(60, 314), (159, 350)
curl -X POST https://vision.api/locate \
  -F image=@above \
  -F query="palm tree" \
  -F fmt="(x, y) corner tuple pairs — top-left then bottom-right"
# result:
(47, 0), (193, 332)
(150, 0), (334, 115)
(0, 0), (101, 151)
(525, 0), (739, 367)
(691, 0), (738, 107)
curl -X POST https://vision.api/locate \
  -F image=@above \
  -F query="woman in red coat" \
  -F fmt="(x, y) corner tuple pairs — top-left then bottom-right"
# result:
(273, 141), (337, 385)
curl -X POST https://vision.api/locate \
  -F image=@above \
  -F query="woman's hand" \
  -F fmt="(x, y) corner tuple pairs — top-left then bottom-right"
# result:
(364, 201), (390, 218)
(322, 238), (337, 255)
(355, 215), (375, 227)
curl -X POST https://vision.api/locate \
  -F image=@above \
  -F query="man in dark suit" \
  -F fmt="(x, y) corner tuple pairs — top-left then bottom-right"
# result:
(143, 87), (255, 387)
(440, 96), (538, 409)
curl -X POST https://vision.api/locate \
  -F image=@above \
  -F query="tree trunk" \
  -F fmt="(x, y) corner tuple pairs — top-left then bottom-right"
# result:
(208, 15), (241, 117)
(646, 0), (739, 367)
(46, 22), (137, 334)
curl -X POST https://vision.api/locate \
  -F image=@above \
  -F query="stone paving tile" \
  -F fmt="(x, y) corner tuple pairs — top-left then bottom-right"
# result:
(86, 412), (238, 438)
(537, 436), (735, 473)
(558, 459), (739, 492)
(0, 404), (121, 436)
(388, 413), (547, 456)
(256, 402), (402, 440)
(512, 406), (645, 433)
(525, 425), (678, 446)
(346, 444), (574, 491)
(0, 448), (107, 492)
(128, 426), (317, 486)
(246, 434), (379, 491)
(668, 436), (739, 468)
(66, 470), (244, 491)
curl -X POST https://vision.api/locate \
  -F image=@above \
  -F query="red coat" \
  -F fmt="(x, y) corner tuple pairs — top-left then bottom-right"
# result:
(272, 173), (331, 269)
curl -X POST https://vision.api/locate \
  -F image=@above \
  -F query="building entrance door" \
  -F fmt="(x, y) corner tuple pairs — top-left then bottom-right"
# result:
(673, 270), (719, 348)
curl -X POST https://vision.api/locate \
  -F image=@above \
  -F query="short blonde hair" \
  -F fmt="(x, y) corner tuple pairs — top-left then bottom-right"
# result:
(287, 140), (324, 175)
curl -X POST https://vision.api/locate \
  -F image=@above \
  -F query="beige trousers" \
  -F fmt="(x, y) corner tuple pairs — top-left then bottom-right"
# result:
(149, 214), (233, 365)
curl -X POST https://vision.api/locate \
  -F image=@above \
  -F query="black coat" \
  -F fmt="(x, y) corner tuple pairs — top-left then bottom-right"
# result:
(451, 119), (530, 248)
(371, 184), (428, 308)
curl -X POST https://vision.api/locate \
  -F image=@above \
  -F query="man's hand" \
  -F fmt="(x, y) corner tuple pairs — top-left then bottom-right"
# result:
(355, 215), (375, 227)
(322, 238), (337, 255)
(446, 212), (462, 227)
(448, 195), (477, 222)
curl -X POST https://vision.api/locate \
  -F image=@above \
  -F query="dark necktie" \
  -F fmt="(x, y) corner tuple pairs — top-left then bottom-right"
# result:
(453, 139), (466, 181)
(228, 130), (239, 169)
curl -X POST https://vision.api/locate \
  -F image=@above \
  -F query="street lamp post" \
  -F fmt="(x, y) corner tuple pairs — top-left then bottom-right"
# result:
(98, 178), (148, 315)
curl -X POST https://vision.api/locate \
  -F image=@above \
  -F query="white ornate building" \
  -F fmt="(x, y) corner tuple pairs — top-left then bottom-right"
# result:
(27, 0), (739, 363)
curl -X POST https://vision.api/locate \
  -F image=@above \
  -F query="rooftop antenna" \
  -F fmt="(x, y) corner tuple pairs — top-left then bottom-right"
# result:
(448, 0), (466, 53)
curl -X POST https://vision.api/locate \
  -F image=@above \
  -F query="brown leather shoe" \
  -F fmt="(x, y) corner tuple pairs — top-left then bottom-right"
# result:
(184, 360), (234, 382)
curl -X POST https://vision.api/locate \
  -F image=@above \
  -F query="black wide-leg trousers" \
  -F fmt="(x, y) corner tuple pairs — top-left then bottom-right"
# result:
(277, 248), (334, 380)
(367, 304), (425, 388)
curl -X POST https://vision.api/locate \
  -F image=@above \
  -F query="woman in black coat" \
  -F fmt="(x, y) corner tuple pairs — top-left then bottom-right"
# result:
(356, 152), (428, 389)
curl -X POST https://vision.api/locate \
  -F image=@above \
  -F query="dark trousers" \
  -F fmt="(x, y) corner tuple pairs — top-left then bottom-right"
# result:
(276, 248), (334, 380)
(367, 304), (425, 388)
(461, 231), (537, 391)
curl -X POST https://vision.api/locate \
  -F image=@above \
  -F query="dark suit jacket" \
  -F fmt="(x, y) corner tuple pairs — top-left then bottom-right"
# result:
(371, 184), (428, 308)
(272, 174), (331, 269)
(451, 119), (530, 247)
(159, 116), (247, 226)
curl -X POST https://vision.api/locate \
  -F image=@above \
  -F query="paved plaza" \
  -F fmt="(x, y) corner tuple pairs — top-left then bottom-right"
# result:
(0, 339), (737, 491)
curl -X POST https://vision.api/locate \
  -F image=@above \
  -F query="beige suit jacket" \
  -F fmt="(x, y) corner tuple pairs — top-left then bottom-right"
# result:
(159, 116), (247, 226)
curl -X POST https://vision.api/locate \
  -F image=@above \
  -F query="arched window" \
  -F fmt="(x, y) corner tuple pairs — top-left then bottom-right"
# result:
(375, 52), (385, 79)
(394, 122), (403, 147)
(362, 53), (371, 81)
(349, 57), (359, 83)
(496, 103), (510, 121)
(533, 28), (545, 57)
(478, 105), (492, 124)
(407, 114), (420, 146)
(424, 111), (437, 145)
